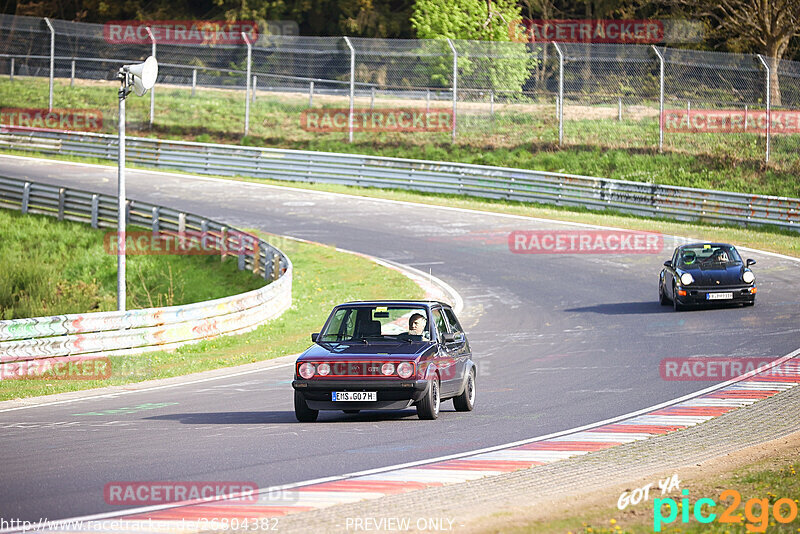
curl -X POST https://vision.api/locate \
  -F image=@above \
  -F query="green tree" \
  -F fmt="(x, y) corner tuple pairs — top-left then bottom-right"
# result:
(411, 0), (537, 92)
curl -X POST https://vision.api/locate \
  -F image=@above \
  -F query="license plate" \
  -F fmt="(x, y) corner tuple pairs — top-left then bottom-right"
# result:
(706, 292), (733, 300)
(332, 391), (377, 402)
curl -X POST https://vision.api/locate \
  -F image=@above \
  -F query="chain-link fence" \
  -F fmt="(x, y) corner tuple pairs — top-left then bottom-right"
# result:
(1, 13), (798, 166)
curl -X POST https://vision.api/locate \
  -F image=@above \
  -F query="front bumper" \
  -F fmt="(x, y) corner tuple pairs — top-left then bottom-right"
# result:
(293, 379), (430, 411)
(675, 286), (756, 306)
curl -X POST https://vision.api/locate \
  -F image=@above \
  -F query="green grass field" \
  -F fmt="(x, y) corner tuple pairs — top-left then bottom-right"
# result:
(0, 208), (265, 319)
(2, 76), (799, 198)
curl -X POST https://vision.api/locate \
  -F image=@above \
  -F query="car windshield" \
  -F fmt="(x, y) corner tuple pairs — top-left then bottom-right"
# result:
(318, 306), (431, 342)
(678, 245), (741, 268)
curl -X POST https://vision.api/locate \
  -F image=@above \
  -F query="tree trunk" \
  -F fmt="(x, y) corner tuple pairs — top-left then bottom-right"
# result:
(765, 41), (783, 107)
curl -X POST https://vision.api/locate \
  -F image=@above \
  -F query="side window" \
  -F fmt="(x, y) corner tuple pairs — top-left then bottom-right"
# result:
(443, 308), (463, 334)
(431, 308), (448, 339)
(672, 249), (680, 266)
(321, 309), (355, 341)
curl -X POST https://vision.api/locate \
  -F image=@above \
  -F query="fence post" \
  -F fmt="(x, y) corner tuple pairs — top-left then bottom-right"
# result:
(146, 27), (156, 128)
(618, 96), (622, 121)
(652, 45), (665, 153)
(446, 38), (458, 143)
(9, 57), (13, 81)
(309, 81), (314, 107)
(370, 86), (375, 110)
(70, 60), (75, 87)
(756, 54), (771, 163)
(191, 69), (197, 97)
(21, 182), (30, 214)
(490, 90), (494, 116)
(552, 42), (564, 146)
(57, 188), (65, 220)
(343, 37), (355, 143)
(426, 88), (430, 112)
(252, 75), (257, 102)
(241, 31), (252, 136)
(44, 18), (54, 111)
(744, 104), (748, 131)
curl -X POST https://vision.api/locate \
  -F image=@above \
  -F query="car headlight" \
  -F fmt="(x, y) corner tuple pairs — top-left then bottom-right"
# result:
(317, 363), (331, 376)
(381, 363), (396, 376)
(743, 271), (755, 284)
(298, 362), (316, 379)
(397, 362), (414, 379)
(680, 273), (694, 286)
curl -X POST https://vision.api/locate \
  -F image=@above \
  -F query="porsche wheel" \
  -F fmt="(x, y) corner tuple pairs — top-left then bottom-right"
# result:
(672, 285), (684, 312)
(417, 376), (440, 420)
(659, 283), (669, 305)
(453, 368), (475, 412)
(294, 390), (318, 422)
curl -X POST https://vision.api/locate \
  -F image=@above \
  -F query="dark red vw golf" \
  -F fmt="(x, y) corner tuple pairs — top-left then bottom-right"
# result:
(292, 301), (475, 421)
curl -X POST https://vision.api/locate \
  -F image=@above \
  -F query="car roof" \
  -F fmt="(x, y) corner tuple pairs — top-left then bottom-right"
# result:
(335, 300), (452, 309)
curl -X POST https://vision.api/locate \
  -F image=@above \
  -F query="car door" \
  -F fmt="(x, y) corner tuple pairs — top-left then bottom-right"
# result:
(431, 307), (459, 396)
(664, 248), (679, 299)
(443, 307), (470, 387)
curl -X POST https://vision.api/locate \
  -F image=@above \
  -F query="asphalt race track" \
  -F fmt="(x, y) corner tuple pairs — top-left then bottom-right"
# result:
(2, 155), (799, 522)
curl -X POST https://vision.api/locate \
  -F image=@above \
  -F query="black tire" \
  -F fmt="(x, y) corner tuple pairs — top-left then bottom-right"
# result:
(342, 410), (360, 414)
(294, 390), (318, 422)
(453, 368), (476, 412)
(672, 285), (684, 312)
(417, 376), (440, 420)
(659, 282), (669, 305)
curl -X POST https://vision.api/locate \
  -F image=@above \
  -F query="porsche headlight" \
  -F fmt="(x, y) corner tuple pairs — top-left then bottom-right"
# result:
(680, 273), (694, 286)
(743, 271), (755, 284)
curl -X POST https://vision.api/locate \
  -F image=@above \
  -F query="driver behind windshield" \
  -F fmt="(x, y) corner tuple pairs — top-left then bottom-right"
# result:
(408, 313), (426, 336)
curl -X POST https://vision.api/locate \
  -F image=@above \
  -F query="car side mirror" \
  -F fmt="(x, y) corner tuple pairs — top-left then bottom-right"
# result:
(746, 259), (756, 266)
(442, 333), (456, 343)
(311, 333), (319, 342)
(663, 260), (672, 267)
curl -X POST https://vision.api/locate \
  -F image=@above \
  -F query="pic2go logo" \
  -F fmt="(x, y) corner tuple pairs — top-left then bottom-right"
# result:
(654, 489), (799, 532)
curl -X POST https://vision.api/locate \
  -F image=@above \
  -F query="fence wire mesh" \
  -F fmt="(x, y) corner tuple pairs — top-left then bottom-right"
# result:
(0, 14), (798, 169)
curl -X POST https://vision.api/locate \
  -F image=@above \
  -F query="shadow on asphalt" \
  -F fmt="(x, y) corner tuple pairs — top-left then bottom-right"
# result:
(564, 301), (679, 315)
(145, 410), (429, 424)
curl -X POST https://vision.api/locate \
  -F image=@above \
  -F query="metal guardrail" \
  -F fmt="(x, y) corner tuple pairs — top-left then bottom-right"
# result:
(0, 175), (292, 371)
(1, 125), (798, 231)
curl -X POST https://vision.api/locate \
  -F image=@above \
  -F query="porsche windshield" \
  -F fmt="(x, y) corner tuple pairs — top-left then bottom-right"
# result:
(678, 245), (742, 268)
(319, 306), (431, 342)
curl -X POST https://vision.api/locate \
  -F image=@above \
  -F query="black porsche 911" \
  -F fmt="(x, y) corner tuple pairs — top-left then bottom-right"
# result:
(659, 243), (757, 311)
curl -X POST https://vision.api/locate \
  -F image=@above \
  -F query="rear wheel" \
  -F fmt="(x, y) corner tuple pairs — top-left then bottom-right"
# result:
(453, 369), (475, 412)
(417, 376), (440, 420)
(294, 390), (318, 422)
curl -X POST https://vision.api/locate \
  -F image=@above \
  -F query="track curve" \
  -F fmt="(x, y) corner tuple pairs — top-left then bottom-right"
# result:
(1, 154), (799, 522)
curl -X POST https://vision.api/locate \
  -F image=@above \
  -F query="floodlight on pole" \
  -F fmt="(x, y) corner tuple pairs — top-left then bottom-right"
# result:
(116, 56), (158, 312)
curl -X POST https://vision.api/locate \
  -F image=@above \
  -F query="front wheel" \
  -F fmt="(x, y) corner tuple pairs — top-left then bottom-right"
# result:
(673, 286), (684, 312)
(659, 282), (669, 305)
(417, 376), (440, 420)
(294, 390), (318, 422)
(453, 369), (476, 412)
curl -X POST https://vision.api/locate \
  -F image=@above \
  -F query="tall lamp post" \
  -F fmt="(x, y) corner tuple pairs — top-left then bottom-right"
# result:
(116, 56), (158, 312)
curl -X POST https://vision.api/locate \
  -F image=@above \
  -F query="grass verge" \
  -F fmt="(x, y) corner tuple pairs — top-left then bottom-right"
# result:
(0, 208), (265, 319)
(0, 231), (424, 400)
